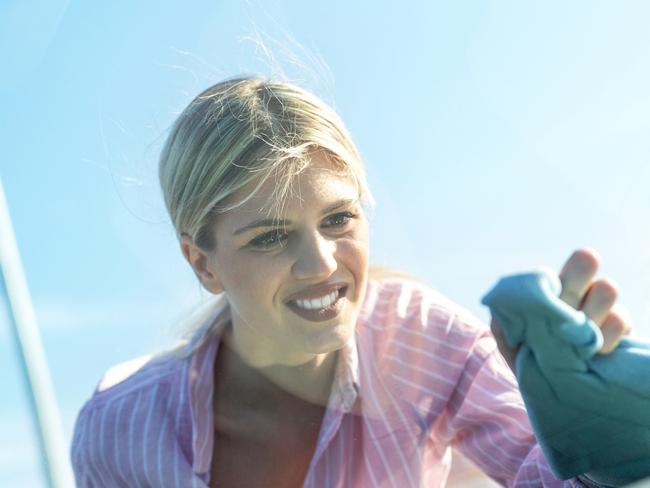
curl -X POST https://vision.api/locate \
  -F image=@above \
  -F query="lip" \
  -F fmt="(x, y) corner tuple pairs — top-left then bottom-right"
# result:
(286, 287), (348, 322)
(284, 282), (348, 303)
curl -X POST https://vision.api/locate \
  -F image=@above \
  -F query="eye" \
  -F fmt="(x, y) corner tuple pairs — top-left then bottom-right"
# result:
(248, 230), (289, 249)
(323, 211), (358, 228)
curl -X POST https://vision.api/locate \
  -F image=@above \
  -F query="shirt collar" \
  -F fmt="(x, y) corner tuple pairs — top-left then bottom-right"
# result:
(186, 299), (229, 476)
(185, 300), (362, 475)
(326, 330), (360, 413)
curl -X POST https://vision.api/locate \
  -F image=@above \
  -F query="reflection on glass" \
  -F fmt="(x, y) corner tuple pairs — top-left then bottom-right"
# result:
(66, 78), (650, 487)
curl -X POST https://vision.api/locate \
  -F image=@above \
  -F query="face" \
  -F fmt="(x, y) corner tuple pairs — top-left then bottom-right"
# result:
(199, 152), (369, 367)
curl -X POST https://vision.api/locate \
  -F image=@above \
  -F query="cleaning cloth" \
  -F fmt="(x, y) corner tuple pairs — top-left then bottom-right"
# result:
(481, 268), (650, 486)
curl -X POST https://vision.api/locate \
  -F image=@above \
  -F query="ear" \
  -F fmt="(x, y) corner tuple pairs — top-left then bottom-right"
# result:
(179, 233), (224, 294)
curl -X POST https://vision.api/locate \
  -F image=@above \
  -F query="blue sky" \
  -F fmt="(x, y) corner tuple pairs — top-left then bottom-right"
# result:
(2, 1), (650, 485)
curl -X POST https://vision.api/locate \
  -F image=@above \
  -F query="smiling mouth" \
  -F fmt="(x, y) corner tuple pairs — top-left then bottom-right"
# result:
(286, 286), (348, 322)
(293, 286), (343, 309)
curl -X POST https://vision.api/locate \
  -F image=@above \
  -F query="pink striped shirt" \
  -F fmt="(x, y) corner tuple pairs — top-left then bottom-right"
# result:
(71, 278), (590, 487)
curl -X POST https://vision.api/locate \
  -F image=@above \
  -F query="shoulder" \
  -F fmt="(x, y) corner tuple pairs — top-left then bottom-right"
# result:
(73, 349), (183, 430)
(71, 349), (189, 484)
(358, 277), (497, 364)
(96, 354), (155, 392)
(354, 277), (504, 419)
(92, 349), (182, 405)
(361, 277), (489, 336)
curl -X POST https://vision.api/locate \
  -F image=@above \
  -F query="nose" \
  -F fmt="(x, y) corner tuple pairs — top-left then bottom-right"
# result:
(291, 231), (338, 281)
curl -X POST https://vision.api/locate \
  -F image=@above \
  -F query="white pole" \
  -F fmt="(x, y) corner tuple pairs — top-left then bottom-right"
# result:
(0, 178), (75, 488)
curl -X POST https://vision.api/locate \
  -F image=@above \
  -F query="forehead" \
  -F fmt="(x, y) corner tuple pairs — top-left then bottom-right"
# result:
(220, 153), (359, 226)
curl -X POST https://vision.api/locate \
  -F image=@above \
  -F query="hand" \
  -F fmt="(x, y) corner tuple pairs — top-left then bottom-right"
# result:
(491, 248), (634, 373)
(557, 248), (632, 354)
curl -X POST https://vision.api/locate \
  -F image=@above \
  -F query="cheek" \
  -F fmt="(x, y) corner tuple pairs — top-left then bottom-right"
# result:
(337, 235), (369, 272)
(224, 252), (288, 300)
(352, 220), (370, 260)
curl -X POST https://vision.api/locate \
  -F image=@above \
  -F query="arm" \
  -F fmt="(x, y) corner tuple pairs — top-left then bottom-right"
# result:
(484, 249), (637, 486)
(439, 331), (590, 487)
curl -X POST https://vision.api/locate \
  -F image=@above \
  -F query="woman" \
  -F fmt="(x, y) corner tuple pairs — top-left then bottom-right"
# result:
(70, 77), (631, 487)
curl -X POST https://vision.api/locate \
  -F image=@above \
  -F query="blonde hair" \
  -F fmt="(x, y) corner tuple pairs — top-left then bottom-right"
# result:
(159, 76), (386, 355)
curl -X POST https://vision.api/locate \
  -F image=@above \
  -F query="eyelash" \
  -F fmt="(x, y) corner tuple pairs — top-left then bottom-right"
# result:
(248, 211), (358, 249)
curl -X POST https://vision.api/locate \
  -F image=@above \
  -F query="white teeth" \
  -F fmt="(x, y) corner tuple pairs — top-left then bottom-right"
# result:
(294, 290), (339, 310)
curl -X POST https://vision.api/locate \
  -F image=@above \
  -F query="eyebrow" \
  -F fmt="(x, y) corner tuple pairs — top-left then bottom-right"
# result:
(232, 198), (359, 236)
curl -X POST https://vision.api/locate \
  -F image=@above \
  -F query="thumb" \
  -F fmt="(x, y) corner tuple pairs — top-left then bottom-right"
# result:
(490, 317), (520, 375)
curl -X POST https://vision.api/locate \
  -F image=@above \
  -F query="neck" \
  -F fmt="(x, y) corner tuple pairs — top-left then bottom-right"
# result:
(218, 324), (338, 407)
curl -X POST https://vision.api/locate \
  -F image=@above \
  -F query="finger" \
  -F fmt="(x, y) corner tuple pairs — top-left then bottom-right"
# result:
(558, 248), (600, 309)
(579, 278), (618, 325)
(596, 304), (633, 355)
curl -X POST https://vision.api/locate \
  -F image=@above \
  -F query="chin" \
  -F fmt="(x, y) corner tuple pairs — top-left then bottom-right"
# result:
(301, 322), (355, 354)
